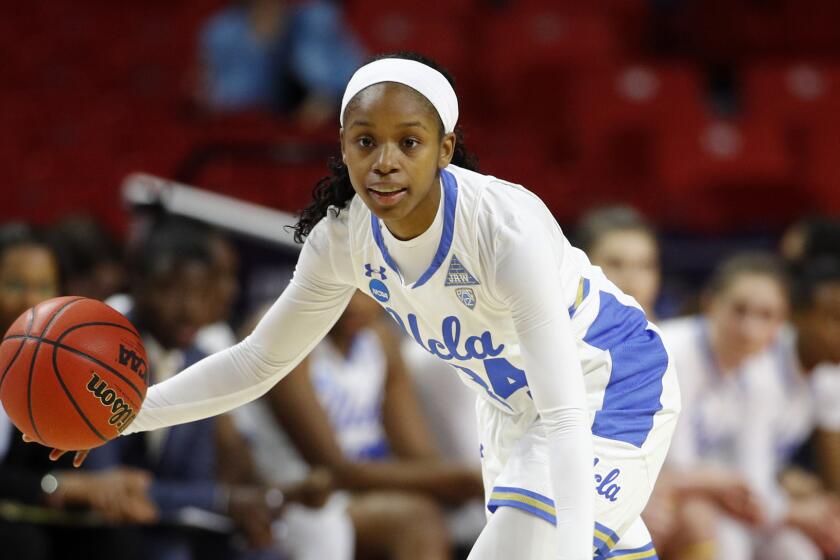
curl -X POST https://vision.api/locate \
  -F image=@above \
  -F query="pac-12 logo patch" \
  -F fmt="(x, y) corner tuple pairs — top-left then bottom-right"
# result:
(456, 288), (476, 309)
(369, 279), (390, 302)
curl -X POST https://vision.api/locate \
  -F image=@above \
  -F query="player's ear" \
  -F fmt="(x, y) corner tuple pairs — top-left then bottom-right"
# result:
(438, 131), (456, 169)
(339, 128), (348, 164)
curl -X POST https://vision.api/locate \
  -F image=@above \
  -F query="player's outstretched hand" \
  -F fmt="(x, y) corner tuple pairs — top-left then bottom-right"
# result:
(22, 433), (90, 467)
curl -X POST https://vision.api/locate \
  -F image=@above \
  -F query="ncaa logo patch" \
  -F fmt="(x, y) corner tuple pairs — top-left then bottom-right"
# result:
(456, 288), (476, 309)
(369, 279), (390, 303)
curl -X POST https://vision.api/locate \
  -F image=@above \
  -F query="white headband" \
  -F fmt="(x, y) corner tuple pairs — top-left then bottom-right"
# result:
(340, 58), (459, 133)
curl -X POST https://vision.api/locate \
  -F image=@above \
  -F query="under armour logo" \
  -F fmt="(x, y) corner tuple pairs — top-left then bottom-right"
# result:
(364, 264), (387, 280)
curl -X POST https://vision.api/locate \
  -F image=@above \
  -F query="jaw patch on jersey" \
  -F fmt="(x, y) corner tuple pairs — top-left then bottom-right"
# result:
(444, 254), (479, 286)
(456, 287), (477, 309)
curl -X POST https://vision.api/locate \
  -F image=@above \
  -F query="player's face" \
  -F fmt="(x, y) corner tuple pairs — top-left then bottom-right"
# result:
(0, 245), (60, 331)
(707, 273), (788, 364)
(341, 82), (455, 239)
(207, 236), (239, 323)
(589, 230), (660, 316)
(796, 281), (840, 365)
(136, 260), (214, 350)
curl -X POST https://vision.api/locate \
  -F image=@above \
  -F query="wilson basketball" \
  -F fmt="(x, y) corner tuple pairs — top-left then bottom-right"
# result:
(0, 296), (147, 450)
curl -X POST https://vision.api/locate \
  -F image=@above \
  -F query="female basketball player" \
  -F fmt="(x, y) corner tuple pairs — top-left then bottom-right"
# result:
(50, 53), (680, 559)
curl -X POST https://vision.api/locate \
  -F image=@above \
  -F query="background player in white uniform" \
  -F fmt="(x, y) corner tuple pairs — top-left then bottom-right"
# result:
(235, 291), (483, 560)
(49, 53), (680, 560)
(575, 206), (662, 322)
(653, 253), (840, 559)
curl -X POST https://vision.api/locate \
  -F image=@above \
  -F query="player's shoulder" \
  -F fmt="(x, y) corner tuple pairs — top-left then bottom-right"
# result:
(306, 202), (353, 250)
(299, 202), (358, 284)
(448, 165), (558, 239)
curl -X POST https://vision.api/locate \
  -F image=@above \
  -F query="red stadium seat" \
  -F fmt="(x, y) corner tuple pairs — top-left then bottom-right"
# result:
(344, 4), (471, 70)
(743, 63), (840, 129)
(803, 126), (840, 214)
(742, 62), (840, 214)
(567, 64), (707, 212)
(656, 118), (803, 230)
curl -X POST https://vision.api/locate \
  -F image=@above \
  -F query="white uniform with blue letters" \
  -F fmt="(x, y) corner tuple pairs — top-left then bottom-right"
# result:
(127, 164), (680, 559)
(354, 165), (679, 558)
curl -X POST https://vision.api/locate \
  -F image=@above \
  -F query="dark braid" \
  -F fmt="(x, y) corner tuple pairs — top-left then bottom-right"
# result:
(292, 52), (479, 244)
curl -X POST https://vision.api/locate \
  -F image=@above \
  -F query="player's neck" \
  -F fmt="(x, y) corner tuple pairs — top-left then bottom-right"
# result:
(383, 177), (442, 241)
(707, 327), (744, 373)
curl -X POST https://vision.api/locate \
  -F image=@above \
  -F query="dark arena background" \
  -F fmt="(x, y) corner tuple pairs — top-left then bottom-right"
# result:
(1, 1), (839, 559)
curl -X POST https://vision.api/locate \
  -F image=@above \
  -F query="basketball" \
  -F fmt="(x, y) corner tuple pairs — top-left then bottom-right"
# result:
(0, 296), (148, 450)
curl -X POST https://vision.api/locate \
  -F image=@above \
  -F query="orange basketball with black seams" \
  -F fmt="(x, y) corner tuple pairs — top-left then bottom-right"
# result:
(0, 296), (148, 450)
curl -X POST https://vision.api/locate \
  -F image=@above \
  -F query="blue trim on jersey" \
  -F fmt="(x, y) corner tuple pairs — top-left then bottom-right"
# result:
(601, 542), (658, 559)
(352, 440), (391, 461)
(593, 521), (621, 558)
(414, 169), (457, 287)
(568, 277), (591, 317)
(585, 292), (668, 448)
(487, 486), (557, 525)
(369, 169), (458, 288)
(370, 214), (402, 278)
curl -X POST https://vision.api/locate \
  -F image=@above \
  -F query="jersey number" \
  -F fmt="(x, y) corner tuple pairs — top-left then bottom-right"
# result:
(453, 358), (528, 410)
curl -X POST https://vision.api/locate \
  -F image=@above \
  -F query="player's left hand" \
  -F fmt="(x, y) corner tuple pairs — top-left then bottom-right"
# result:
(22, 433), (90, 467)
(282, 467), (333, 509)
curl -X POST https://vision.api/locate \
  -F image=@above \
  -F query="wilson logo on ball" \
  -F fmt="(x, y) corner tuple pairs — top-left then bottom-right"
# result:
(86, 373), (137, 432)
(118, 344), (147, 381)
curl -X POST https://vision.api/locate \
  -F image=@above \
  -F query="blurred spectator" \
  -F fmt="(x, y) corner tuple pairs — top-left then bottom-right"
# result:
(234, 292), (485, 559)
(0, 224), (61, 333)
(195, 230), (240, 355)
(91, 220), (327, 560)
(646, 253), (840, 559)
(787, 258), (840, 497)
(46, 215), (126, 302)
(576, 206), (661, 319)
(199, 0), (365, 125)
(0, 223), (155, 560)
(780, 217), (840, 267)
(401, 332), (486, 550)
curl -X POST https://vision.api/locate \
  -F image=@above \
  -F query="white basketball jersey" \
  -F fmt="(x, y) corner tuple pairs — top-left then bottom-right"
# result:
(335, 164), (679, 450)
(768, 327), (840, 457)
(310, 329), (389, 460)
(661, 316), (792, 520)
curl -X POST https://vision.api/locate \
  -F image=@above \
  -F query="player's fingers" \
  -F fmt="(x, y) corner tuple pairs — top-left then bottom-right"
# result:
(137, 499), (160, 523)
(21, 433), (34, 443)
(73, 450), (89, 468)
(49, 449), (67, 461)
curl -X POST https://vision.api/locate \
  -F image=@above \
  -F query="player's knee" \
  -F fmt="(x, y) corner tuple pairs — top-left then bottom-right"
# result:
(674, 496), (721, 548)
(394, 494), (450, 549)
(349, 492), (451, 558)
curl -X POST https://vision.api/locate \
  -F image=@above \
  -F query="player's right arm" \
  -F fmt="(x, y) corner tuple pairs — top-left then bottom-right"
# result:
(123, 218), (356, 435)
